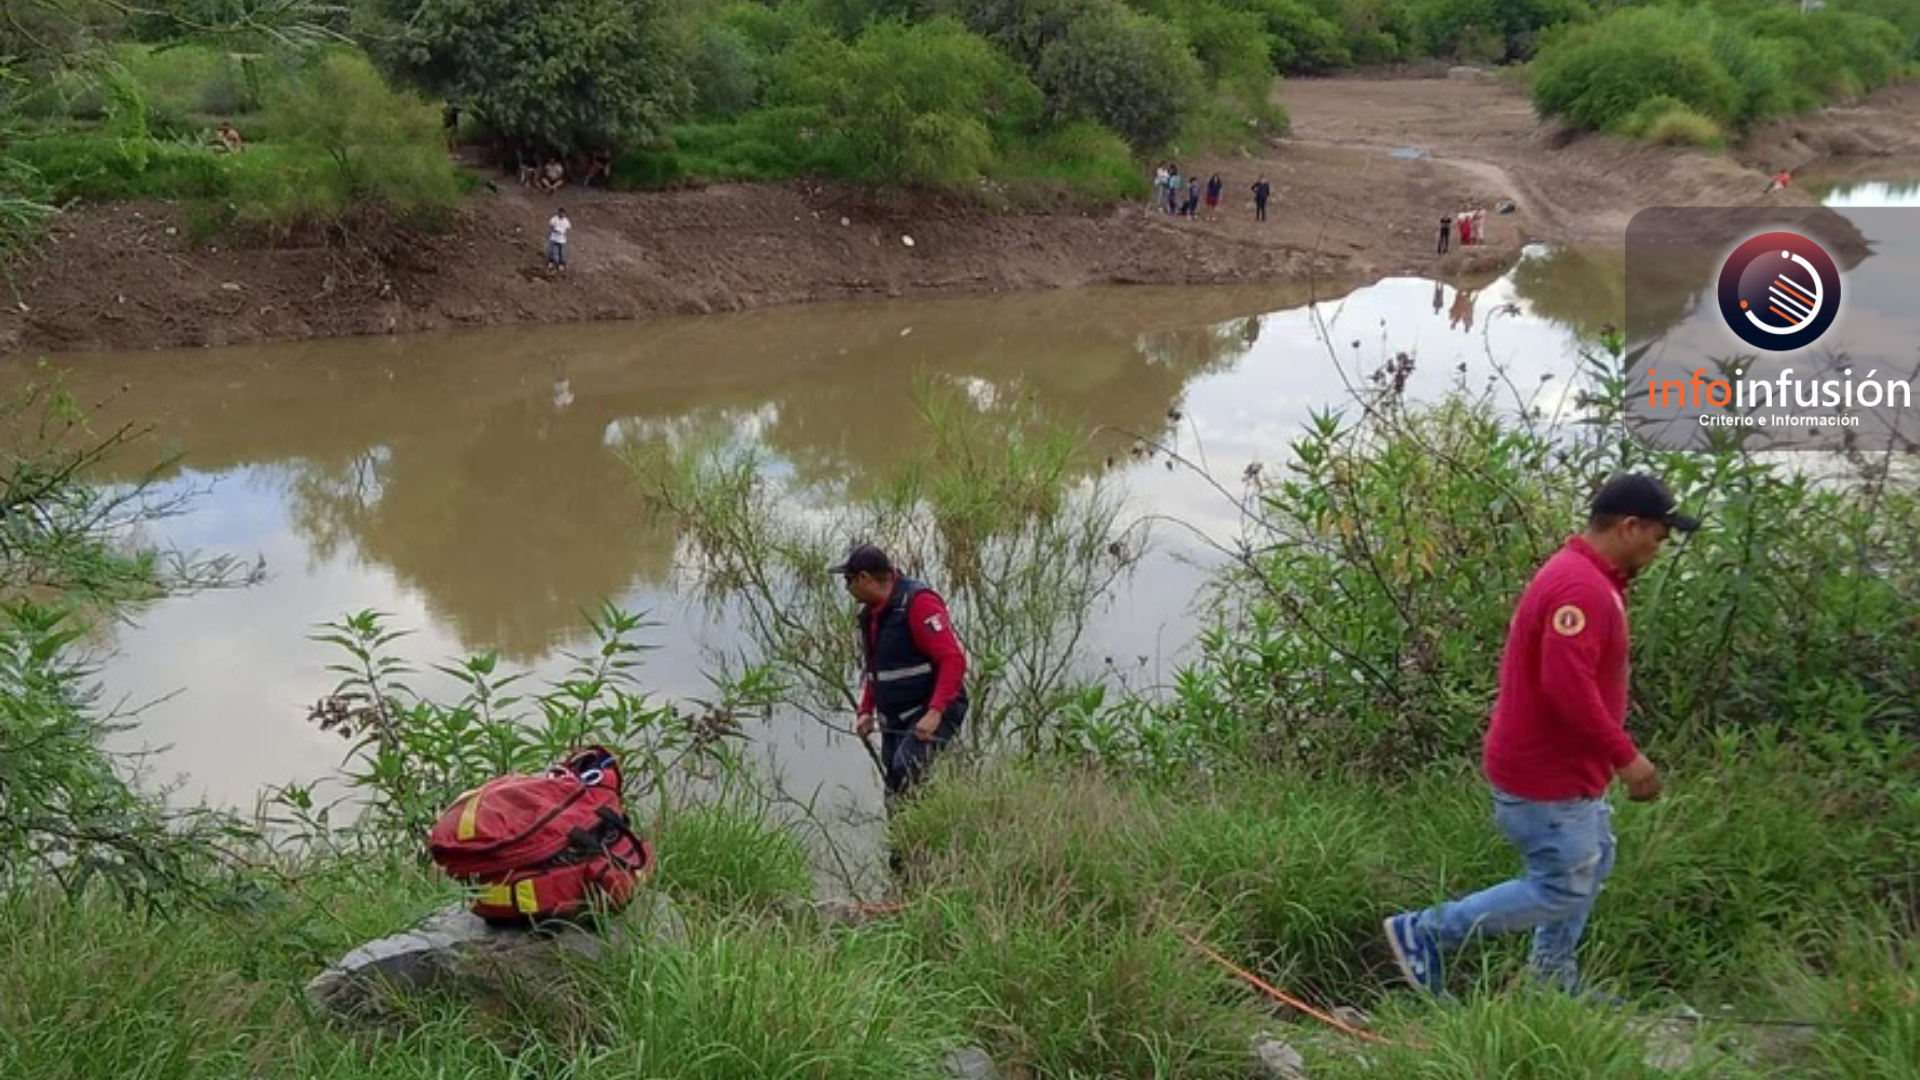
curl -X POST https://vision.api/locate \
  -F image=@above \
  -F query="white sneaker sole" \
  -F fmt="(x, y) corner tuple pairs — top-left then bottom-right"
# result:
(1383, 916), (1429, 992)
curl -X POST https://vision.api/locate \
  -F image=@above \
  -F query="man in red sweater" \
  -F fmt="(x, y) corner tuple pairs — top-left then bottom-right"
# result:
(831, 543), (969, 799)
(1385, 473), (1698, 998)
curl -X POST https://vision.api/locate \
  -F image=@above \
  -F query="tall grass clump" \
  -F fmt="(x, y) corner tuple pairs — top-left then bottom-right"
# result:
(890, 745), (1912, 1007)
(991, 120), (1149, 206)
(1756, 923), (1920, 1080)
(648, 801), (813, 912)
(1313, 991), (1744, 1080)
(897, 891), (1255, 1078)
(569, 918), (967, 1080)
(1632, 99), (1725, 147)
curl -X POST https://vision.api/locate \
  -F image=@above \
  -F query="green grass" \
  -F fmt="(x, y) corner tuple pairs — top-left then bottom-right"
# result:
(648, 801), (813, 912)
(1, 749), (1908, 1080)
(894, 739), (1914, 1005)
(989, 121), (1148, 206)
(1641, 106), (1725, 147)
(11, 132), (316, 203)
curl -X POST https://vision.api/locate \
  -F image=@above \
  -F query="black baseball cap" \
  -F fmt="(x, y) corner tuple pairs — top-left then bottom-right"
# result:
(1590, 473), (1700, 532)
(827, 543), (892, 576)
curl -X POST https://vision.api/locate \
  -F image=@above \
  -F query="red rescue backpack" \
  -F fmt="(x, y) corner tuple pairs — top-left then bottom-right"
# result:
(427, 746), (655, 924)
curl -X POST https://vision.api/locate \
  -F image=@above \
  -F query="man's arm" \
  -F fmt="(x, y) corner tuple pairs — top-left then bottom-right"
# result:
(905, 592), (967, 714)
(1536, 587), (1640, 770)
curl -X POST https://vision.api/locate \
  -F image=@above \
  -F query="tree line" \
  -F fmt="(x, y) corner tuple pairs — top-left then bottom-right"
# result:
(0, 0), (1914, 249)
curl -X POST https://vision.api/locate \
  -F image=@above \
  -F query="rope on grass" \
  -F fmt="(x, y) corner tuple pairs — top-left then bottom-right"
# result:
(1173, 928), (1402, 1048)
(842, 896), (1407, 1048)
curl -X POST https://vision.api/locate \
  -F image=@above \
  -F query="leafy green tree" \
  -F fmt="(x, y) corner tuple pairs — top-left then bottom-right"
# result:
(380, 0), (690, 156)
(1232, 0), (1352, 72)
(687, 22), (763, 119)
(771, 17), (1042, 184)
(1033, 3), (1202, 151)
(1406, 0), (1590, 63)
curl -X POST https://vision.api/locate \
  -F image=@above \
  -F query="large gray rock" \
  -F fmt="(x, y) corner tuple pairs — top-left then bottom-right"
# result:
(1250, 1032), (1308, 1080)
(306, 891), (688, 1021)
(943, 1046), (1000, 1080)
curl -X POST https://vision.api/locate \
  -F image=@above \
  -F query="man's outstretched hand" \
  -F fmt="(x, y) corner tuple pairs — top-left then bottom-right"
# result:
(1619, 753), (1662, 802)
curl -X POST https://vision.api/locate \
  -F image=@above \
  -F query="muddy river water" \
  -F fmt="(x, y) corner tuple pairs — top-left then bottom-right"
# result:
(7, 180), (1916, 849)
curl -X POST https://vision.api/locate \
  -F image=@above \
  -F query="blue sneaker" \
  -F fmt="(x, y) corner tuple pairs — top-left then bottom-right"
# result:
(1384, 913), (1444, 995)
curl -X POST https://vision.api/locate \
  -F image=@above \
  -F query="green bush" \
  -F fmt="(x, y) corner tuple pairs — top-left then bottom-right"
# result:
(609, 141), (691, 187)
(1240, 0), (1352, 72)
(1405, 0), (1591, 64)
(262, 50), (463, 227)
(1532, 4), (1909, 134)
(1835, 0), (1920, 59)
(1055, 331), (1919, 792)
(687, 22), (763, 119)
(1531, 8), (1742, 131)
(1034, 3), (1204, 151)
(992, 119), (1146, 201)
(771, 17), (1042, 185)
(665, 119), (815, 181)
(1164, 0), (1278, 100)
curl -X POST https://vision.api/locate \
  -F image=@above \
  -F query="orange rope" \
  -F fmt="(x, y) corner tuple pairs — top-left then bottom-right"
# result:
(845, 896), (1404, 1049)
(1174, 929), (1395, 1046)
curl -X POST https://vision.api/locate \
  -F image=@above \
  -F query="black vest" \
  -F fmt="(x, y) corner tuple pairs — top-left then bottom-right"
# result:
(859, 576), (968, 725)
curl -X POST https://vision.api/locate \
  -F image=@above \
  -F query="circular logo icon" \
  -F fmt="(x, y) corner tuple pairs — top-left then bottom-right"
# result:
(1551, 605), (1586, 637)
(1716, 231), (1840, 352)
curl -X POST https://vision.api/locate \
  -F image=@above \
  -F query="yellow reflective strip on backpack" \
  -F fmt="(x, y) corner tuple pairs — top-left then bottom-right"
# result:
(514, 879), (539, 914)
(456, 789), (484, 841)
(477, 883), (512, 909)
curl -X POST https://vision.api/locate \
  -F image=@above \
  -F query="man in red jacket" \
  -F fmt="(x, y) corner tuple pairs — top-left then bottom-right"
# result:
(831, 543), (969, 799)
(1385, 473), (1698, 998)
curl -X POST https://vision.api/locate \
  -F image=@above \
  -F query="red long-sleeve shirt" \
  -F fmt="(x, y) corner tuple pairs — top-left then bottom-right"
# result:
(858, 590), (967, 717)
(1483, 536), (1640, 800)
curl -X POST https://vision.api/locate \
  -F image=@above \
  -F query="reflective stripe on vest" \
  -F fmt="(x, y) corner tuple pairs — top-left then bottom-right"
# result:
(874, 662), (932, 682)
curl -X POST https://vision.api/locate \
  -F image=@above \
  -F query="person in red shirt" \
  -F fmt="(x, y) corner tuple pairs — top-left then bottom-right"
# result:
(831, 543), (969, 800)
(1385, 473), (1698, 998)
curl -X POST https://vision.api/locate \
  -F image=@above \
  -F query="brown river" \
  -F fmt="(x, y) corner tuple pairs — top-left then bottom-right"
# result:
(6, 176), (1915, 839)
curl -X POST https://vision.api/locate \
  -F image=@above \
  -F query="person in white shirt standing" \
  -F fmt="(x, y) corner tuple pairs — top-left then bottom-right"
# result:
(546, 208), (571, 272)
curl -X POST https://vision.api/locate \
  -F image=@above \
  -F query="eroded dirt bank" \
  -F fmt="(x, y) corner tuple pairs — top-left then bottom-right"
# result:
(4, 73), (1910, 356)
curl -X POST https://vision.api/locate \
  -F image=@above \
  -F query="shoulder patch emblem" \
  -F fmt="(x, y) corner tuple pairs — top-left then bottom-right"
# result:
(1551, 604), (1587, 637)
(924, 614), (945, 633)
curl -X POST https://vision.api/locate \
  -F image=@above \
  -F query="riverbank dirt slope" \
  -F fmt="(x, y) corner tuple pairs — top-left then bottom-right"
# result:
(2, 72), (1905, 355)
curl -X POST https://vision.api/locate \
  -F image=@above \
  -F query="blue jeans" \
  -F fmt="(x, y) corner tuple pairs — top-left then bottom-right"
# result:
(1411, 789), (1617, 990)
(878, 703), (962, 799)
(546, 240), (566, 267)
